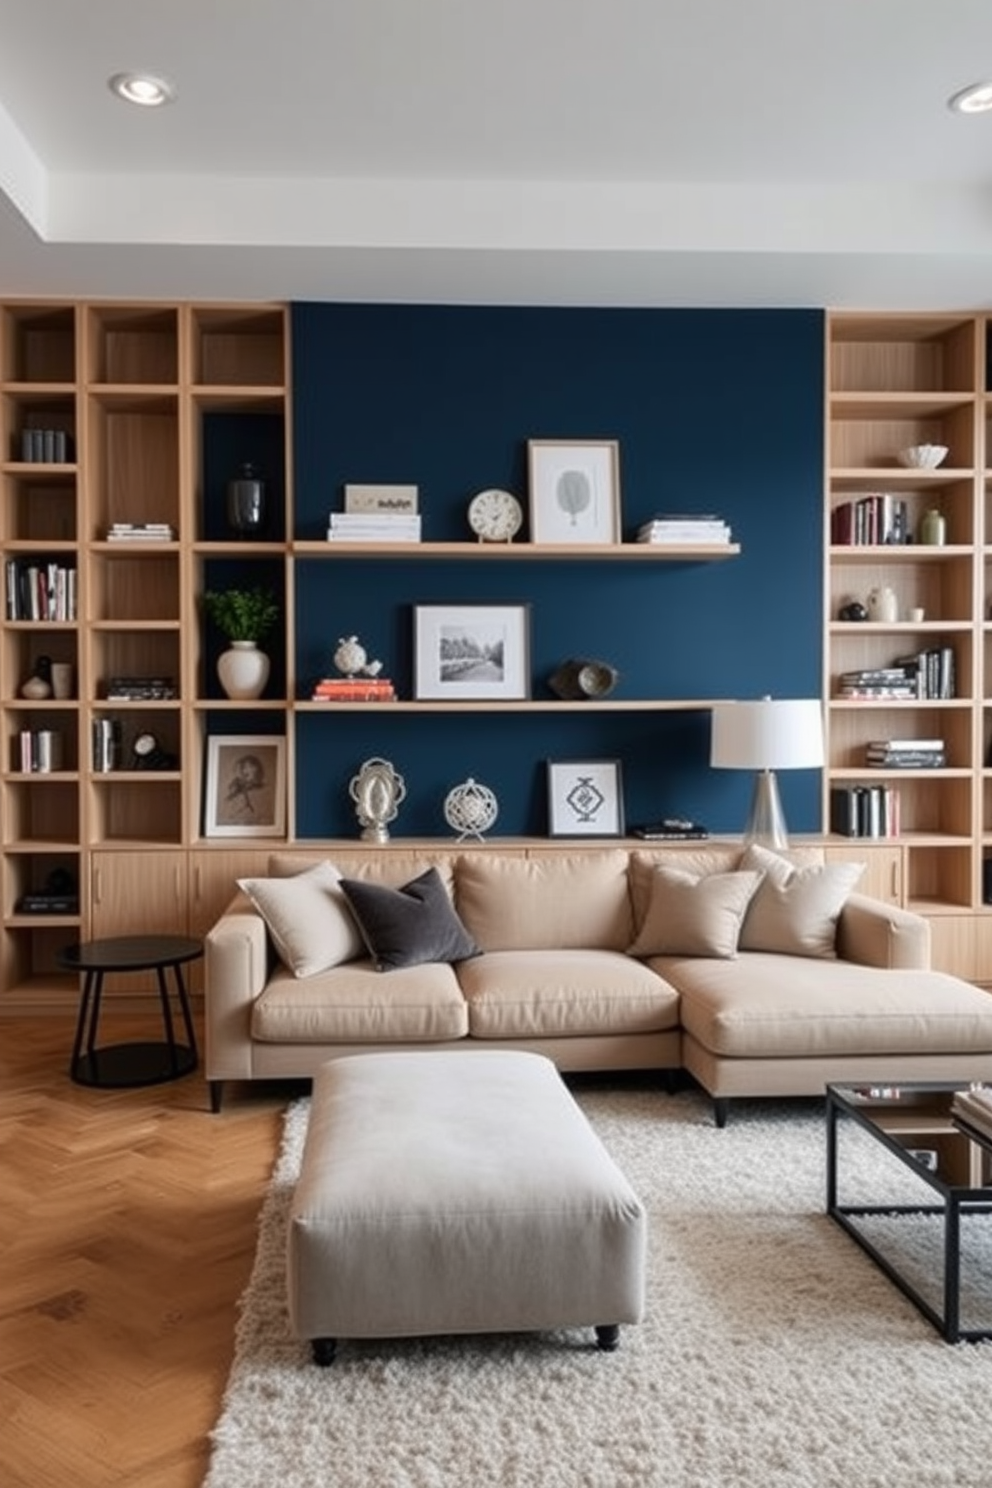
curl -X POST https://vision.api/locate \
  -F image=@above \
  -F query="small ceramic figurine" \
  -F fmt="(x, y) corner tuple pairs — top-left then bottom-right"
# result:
(333, 635), (382, 679)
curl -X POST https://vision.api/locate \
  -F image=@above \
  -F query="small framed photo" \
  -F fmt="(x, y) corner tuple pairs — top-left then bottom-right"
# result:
(204, 735), (286, 838)
(528, 439), (621, 545)
(414, 604), (530, 701)
(547, 758), (625, 837)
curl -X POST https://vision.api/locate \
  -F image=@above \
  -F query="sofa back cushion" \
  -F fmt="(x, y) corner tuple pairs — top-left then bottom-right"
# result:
(455, 850), (633, 951)
(269, 850), (455, 893)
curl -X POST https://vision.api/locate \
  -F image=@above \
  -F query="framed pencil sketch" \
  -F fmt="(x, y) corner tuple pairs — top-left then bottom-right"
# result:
(414, 604), (530, 701)
(547, 758), (625, 837)
(204, 734), (286, 837)
(528, 439), (621, 545)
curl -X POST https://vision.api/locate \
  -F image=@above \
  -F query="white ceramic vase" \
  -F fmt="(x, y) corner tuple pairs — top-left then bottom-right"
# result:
(217, 640), (270, 700)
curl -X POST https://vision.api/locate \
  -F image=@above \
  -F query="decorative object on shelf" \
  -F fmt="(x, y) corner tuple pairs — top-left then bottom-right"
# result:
(838, 600), (868, 621)
(547, 658), (619, 700)
(349, 756), (407, 843)
(710, 696), (824, 850)
(546, 758), (625, 837)
(443, 777), (499, 841)
(344, 484), (419, 514)
(16, 866), (79, 915)
(204, 735), (286, 838)
(527, 439), (621, 545)
(897, 443), (949, 469)
(50, 661), (74, 699)
(203, 586), (279, 700)
(866, 586), (898, 624)
(20, 655), (52, 699)
(907, 606), (926, 623)
(226, 462), (267, 539)
(414, 604), (530, 701)
(918, 508), (947, 546)
(332, 635), (382, 678)
(130, 731), (177, 770)
(467, 488), (523, 543)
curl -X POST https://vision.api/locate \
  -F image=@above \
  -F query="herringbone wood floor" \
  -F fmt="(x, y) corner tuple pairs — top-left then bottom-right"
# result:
(1, 1013), (303, 1488)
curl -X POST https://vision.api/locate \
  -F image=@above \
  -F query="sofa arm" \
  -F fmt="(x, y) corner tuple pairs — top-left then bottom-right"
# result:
(835, 892), (931, 971)
(204, 893), (272, 1082)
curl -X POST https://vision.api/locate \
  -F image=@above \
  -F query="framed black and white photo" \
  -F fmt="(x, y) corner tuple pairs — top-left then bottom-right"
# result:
(414, 604), (530, 701)
(547, 758), (624, 837)
(528, 439), (621, 545)
(205, 734), (286, 837)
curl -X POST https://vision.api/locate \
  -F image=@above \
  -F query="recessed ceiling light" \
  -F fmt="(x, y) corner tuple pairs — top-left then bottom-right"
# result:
(948, 80), (992, 114)
(108, 72), (176, 107)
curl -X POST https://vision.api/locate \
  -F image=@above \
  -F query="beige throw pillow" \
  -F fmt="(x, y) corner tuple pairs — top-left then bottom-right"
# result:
(738, 844), (863, 959)
(237, 859), (364, 977)
(627, 866), (762, 959)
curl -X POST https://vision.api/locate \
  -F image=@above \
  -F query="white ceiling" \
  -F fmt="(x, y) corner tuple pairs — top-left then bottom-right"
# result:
(3, 0), (992, 308)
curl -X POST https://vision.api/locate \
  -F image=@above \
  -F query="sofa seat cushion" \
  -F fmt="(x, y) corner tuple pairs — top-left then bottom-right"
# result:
(455, 851), (633, 951)
(457, 949), (679, 1039)
(664, 952), (992, 1059)
(251, 960), (469, 1044)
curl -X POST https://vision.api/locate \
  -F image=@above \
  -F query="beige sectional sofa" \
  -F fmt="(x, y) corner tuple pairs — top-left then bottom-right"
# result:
(204, 842), (992, 1122)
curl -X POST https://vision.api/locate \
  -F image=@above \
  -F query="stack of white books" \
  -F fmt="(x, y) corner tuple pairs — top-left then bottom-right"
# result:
(326, 512), (422, 543)
(951, 1085), (992, 1144)
(636, 514), (732, 545)
(106, 522), (176, 542)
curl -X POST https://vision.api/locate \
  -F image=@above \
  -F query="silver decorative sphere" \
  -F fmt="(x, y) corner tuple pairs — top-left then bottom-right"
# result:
(443, 777), (498, 841)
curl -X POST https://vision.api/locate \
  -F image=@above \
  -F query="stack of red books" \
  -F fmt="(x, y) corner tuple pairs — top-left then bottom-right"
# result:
(310, 677), (397, 702)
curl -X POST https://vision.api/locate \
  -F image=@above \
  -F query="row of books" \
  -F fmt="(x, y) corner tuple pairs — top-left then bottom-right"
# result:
(636, 514), (732, 545)
(865, 738), (945, 768)
(104, 676), (178, 701)
(4, 559), (77, 621)
(831, 494), (909, 547)
(838, 648), (955, 700)
(326, 512), (422, 543)
(830, 785), (901, 838)
(105, 522), (176, 542)
(91, 718), (122, 773)
(17, 728), (64, 773)
(18, 427), (72, 464)
(310, 677), (397, 702)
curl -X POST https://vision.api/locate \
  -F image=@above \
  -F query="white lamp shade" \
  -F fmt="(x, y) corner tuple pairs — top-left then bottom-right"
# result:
(710, 698), (824, 771)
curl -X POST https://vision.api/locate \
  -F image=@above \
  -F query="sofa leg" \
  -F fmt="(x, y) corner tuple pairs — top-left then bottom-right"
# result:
(312, 1337), (337, 1366)
(595, 1324), (620, 1352)
(209, 1080), (224, 1114)
(713, 1097), (729, 1129)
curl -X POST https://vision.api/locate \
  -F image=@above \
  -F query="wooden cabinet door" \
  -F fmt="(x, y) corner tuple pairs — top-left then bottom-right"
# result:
(89, 850), (187, 940)
(823, 844), (902, 906)
(187, 848), (273, 992)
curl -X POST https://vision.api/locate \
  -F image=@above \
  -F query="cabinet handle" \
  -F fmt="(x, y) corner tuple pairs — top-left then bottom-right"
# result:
(175, 865), (182, 904)
(194, 864), (202, 900)
(891, 860), (900, 901)
(94, 867), (102, 905)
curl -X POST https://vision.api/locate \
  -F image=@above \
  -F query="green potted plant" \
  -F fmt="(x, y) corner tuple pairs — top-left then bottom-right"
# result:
(203, 586), (279, 699)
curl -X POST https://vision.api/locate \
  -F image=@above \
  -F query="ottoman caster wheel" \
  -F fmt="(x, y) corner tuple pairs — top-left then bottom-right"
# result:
(311, 1337), (338, 1366)
(595, 1324), (620, 1352)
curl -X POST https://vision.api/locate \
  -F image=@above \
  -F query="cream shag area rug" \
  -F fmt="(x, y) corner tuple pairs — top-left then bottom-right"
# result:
(203, 1084), (992, 1488)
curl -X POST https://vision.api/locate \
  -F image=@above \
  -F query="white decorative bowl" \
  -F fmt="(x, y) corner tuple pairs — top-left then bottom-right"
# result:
(897, 443), (949, 469)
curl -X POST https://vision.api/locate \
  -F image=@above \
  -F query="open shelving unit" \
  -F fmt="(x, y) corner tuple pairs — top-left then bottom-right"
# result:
(825, 311), (992, 978)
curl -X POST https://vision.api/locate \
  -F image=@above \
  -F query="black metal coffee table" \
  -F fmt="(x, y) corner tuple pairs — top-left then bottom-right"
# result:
(826, 1081), (992, 1342)
(58, 934), (202, 1089)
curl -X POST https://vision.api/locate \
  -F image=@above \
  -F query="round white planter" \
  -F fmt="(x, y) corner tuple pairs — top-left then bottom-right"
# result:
(217, 640), (270, 700)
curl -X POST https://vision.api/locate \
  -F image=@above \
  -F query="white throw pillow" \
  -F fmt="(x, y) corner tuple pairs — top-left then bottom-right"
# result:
(237, 859), (364, 977)
(738, 844), (863, 959)
(627, 866), (761, 959)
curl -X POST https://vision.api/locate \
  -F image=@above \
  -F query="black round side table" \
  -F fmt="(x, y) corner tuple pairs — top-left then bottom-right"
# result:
(58, 934), (203, 1089)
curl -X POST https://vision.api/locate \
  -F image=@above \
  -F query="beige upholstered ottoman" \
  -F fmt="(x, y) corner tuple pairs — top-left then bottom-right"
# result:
(287, 1049), (646, 1363)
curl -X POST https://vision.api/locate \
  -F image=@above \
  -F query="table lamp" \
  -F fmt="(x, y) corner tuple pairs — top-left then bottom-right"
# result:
(710, 697), (824, 848)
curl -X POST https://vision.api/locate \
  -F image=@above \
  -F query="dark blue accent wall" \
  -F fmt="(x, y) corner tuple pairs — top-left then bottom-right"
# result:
(291, 304), (824, 839)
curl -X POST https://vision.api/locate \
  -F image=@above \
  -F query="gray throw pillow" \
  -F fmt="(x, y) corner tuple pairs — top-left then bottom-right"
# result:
(339, 867), (481, 972)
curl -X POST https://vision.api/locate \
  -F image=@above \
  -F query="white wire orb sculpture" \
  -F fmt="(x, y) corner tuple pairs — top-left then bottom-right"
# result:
(443, 777), (498, 841)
